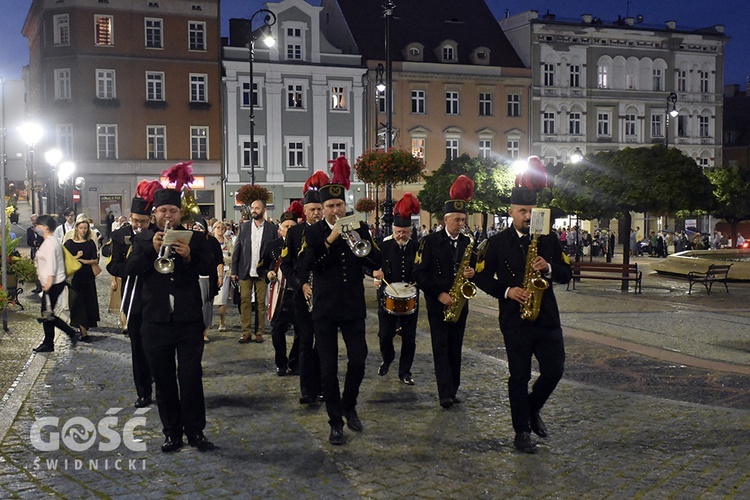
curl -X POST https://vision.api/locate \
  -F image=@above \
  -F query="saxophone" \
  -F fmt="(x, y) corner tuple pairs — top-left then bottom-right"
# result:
(520, 234), (549, 321)
(444, 228), (477, 323)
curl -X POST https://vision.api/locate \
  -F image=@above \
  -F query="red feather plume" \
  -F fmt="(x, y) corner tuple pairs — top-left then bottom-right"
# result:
(328, 156), (351, 190)
(449, 175), (475, 202)
(161, 161), (195, 192)
(303, 170), (330, 194)
(287, 200), (305, 221)
(515, 156), (549, 191)
(394, 192), (421, 219)
(135, 180), (164, 205)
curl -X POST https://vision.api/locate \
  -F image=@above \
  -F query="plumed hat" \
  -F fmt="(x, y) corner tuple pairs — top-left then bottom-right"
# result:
(303, 170), (329, 205)
(443, 175), (475, 215)
(279, 211), (297, 224)
(153, 188), (181, 208)
(511, 156), (549, 206)
(319, 156), (351, 203)
(393, 192), (420, 228)
(132, 180), (162, 215)
(287, 200), (305, 221)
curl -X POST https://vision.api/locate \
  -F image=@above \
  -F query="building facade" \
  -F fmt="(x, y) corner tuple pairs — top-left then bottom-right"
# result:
(22, 0), (222, 223)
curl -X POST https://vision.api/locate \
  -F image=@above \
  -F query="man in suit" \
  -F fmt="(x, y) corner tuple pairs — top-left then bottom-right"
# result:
(124, 187), (215, 453)
(300, 182), (381, 445)
(231, 199), (278, 343)
(107, 194), (155, 409)
(474, 163), (572, 454)
(413, 175), (476, 410)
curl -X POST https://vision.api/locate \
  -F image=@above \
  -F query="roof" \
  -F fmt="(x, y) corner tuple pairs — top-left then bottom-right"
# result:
(332, 0), (524, 67)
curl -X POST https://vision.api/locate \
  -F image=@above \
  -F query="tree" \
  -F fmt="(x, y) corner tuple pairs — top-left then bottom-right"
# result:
(417, 154), (514, 235)
(706, 165), (750, 240)
(552, 145), (714, 286)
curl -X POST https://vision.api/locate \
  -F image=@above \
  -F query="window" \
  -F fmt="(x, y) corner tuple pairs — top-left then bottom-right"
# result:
(651, 114), (663, 137)
(54, 69), (71, 100)
(446, 139), (459, 160)
(698, 157), (710, 168)
(653, 69), (663, 91)
(507, 94), (520, 117)
(445, 91), (459, 115)
(286, 26), (303, 61)
(677, 115), (687, 137)
(626, 74), (636, 90)
(677, 70), (687, 92)
(543, 63), (555, 87)
(569, 65), (580, 87)
(190, 127), (208, 160)
(287, 141), (305, 168)
(479, 93), (493, 116)
(597, 112), (610, 136)
(331, 86), (347, 110)
(241, 139), (260, 169)
(443, 45), (455, 61)
(146, 72), (164, 101)
(699, 71), (710, 93)
(145, 18), (163, 48)
(242, 82), (259, 108)
(287, 84), (304, 109)
(569, 112), (581, 135)
(543, 112), (555, 134)
(97, 124), (117, 159)
(507, 139), (520, 159)
(479, 139), (491, 158)
(699, 116), (710, 137)
(411, 90), (425, 114)
(147, 126), (166, 159)
(96, 69), (115, 99)
(597, 66), (608, 89)
(95, 15), (113, 46)
(53, 14), (70, 46)
(330, 142), (347, 160)
(376, 88), (386, 114)
(188, 21), (206, 51)
(624, 114), (637, 137)
(57, 124), (73, 159)
(411, 138), (425, 159)
(190, 74), (207, 102)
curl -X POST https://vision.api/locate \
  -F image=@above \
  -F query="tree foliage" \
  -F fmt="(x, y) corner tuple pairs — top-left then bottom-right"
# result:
(706, 165), (750, 234)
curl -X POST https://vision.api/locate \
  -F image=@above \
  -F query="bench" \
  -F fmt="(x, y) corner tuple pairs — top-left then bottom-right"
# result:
(688, 263), (732, 295)
(567, 262), (642, 294)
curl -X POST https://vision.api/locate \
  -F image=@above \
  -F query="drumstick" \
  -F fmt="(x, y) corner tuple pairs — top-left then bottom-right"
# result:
(380, 277), (400, 296)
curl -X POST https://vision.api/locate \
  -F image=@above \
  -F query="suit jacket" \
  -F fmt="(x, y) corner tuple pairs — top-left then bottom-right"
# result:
(412, 229), (475, 314)
(280, 222), (311, 294)
(231, 219), (278, 279)
(300, 219), (381, 322)
(260, 237), (285, 284)
(474, 229), (572, 331)
(378, 237), (418, 285)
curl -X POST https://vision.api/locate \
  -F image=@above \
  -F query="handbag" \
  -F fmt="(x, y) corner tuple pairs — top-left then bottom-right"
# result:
(231, 280), (241, 305)
(63, 246), (82, 277)
(92, 263), (102, 277)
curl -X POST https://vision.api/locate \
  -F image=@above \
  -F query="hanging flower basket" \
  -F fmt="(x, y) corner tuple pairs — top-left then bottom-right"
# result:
(235, 184), (270, 206)
(5, 256), (37, 283)
(354, 149), (425, 187)
(354, 197), (377, 213)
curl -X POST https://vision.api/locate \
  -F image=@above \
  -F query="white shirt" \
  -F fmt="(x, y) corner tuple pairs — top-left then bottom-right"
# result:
(249, 220), (264, 278)
(35, 235), (67, 286)
(54, 221), (75, 243)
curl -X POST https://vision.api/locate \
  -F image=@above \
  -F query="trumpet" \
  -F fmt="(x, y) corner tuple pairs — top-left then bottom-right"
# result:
(154, 221), (175, 274)
(335, 214), (371, 257)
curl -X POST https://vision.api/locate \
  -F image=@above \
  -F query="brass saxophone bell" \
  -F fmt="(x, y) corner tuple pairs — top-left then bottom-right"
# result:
(181, 190), (202, 225)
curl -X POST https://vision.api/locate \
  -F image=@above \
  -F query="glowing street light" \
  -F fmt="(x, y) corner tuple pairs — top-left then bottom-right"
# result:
(18, 122), (44, 213)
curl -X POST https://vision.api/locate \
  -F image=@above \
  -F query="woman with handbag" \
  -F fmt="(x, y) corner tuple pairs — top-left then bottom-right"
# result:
(32, 215), (80, 352)
(63, 213), (100, 341)
(212, 221), (235, 332)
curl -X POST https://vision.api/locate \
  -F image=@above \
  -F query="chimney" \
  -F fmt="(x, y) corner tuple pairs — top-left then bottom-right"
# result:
(581, 14), (593, 23)
(624, 17), (634, 26)
(666, 20), (676, 30)
(714, 24), (725, 33)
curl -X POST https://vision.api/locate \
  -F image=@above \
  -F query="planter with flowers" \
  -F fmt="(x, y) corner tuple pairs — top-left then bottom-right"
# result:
(236, 184), (271, 206)
(6, 254), (37, 285)
(0, 287), (9, 312)
(354, 197), (377, 214)
(353, 149), (425, 187)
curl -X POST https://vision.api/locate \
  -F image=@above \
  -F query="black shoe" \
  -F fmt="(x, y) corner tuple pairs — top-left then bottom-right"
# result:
(343, 409), (363, 432)
(400, 375), (415, 386)
(134, 396), (152, 408)
(32, 343), (54, 353)
(530, 412), (548, 438)
(299, 395), (318, 406)
(378, 361), (391, 376)
(329, 425), (345, 445)
(452, 396), (462, 405)
(513, 431), (536, 454)
(67, 329), (79, 346)
(186, 432), (215, 451)
(276, 367), (288, 377)
(161, 435), (183, 453)
(31, 288), (42, 294)
(440, 398), (454, 409)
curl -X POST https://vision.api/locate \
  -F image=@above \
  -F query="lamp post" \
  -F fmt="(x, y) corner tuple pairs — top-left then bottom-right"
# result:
(665, 92), (678, 148)
(58, 160), (75, 212)
(18, 122), (44, 214)
(381, 0), (395, 236)
(247, 8), (276, 186)
(374, 63), (386, 237)
(1, 77), (8, 330)
(44, 149), (62, 215)
(570, 147), (583, 262)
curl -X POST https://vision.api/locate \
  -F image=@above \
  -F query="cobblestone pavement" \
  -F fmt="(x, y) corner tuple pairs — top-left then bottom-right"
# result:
(0, 234), (749, 497)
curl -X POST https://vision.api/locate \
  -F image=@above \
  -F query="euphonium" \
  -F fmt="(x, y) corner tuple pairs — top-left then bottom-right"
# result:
(154, 221), (175, 274)
(520, 234), (549, 321)
(443, 228), (477, 323)
(335, 214), (371, 257)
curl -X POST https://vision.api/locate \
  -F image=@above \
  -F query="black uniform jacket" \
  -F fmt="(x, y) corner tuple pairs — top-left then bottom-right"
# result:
(231, 220), (279, 279)
(412, 229), (475, 313)
(474, 229), (572, 331)
(123, 224), (213, 324)
(300, 219), (381, 323)
(378, 237), (418, 289)
(280, 222), (311, 294)
(261, 237), (285, 284)
(107, 223), (156, 316)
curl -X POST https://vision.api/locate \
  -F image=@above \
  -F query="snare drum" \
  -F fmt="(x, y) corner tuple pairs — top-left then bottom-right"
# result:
(383, 282), (417, 315)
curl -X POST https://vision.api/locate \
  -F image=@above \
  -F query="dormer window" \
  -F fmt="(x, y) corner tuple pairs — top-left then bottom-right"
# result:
(410, 47), (420, 56)
(470, 47), (491, 65)
(438, 40), (459, 63)
(443, 45), (455, 61)
(404, 43), (424, 62)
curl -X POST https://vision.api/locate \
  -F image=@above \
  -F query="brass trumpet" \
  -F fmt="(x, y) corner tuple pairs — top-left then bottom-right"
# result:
(335, 214), (371, 257)
(154, 221), (175, 274)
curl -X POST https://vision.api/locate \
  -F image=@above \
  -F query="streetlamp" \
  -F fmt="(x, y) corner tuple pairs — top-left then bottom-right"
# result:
(570, 148), (583, 262)
(18, 122), (44, 214)
(381, 0), (395, 236)
(247, 8), (277, 186)
(665, 92), (678, 148)
(58, 160), (75, 211)
(373, 63), (386, 238)
(44, 148), (62, 215)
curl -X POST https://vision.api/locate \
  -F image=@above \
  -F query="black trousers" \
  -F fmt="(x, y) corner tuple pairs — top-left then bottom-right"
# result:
(314, 318), (367, 426)
(41, 282), (78, 346)
(270, 290), (299, 371)
(377, 303), (418, 378)
(426, 306), (467, 403)
(142, 320), (206, 438)
(502, 324), (565, 433)
(128, 313), (153, 400)
(293, 292), (320, 398)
